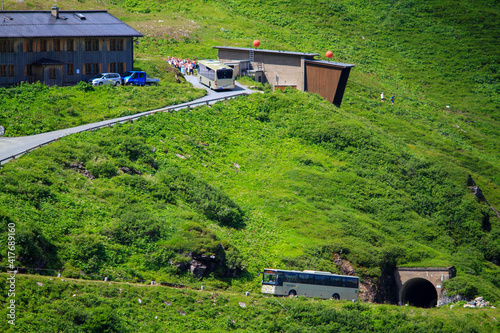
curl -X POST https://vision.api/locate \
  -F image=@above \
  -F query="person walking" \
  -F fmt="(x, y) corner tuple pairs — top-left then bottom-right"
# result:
(391, 95), (395, 104)
(381, 92), (385, 102)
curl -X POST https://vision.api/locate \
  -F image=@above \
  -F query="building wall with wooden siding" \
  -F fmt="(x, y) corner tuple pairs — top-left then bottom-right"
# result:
(304, 60), (354, 107)
(0, 37), (134, 86)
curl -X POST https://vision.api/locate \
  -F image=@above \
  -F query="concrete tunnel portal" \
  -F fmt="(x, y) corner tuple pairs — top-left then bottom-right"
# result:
(401, 278), (438, 308)
(395, 267), (455, 308)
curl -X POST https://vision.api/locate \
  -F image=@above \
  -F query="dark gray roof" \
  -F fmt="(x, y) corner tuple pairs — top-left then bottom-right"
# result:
(305, 59), (355, 68)
(214, 46), (319, 57)
(0, 10), (143, 38)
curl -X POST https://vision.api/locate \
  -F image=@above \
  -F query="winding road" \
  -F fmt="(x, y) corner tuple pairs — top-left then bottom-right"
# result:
(0, 76), (255, 165)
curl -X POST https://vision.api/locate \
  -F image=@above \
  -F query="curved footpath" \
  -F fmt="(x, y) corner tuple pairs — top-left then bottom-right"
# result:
(0, 76), (255, 165)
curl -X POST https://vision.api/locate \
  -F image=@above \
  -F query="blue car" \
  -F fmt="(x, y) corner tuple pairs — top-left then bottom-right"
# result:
(121, 71), (159, 86)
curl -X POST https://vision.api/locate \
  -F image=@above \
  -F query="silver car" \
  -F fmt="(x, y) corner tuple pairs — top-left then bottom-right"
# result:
(90, 73), (122, 86)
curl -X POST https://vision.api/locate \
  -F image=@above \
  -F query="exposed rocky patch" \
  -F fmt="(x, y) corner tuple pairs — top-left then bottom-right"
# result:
(69, 162), (95, 179)
(169, 251), (241, 279)
(468, 175), (500, 219)
(334, 253), (398, 304)
(119, 166), (142, 175)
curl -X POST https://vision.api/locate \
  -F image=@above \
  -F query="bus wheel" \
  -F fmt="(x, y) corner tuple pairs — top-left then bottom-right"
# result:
(332, 293), (340, 300)
(288, 290), (297, 297)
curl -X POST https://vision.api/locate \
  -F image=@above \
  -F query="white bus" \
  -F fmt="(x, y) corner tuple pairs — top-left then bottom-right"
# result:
(261, 268), (359, 300)
(197, 60), (235, 90)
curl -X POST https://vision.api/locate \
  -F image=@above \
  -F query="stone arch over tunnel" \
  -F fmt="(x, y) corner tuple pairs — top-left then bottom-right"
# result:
(394, 267), (455, 307)
(401, 278), (438, 308)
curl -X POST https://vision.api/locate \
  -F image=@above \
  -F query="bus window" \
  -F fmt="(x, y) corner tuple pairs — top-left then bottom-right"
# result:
(342, 277), (359, 288)
(216, 69), (233, 79)
(298, 273), (314, 285)
(283, 272), (298, 283)
(263, 273), (276, 285)
(315, 275), (329, 286)
(330, 276), (342, 287)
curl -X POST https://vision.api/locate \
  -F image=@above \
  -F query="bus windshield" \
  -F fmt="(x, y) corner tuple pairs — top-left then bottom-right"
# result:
(216, 69), (233, 79)
(262, 273), (277, 285)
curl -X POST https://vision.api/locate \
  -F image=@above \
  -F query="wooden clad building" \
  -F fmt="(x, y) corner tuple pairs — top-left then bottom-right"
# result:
(304, 60), (354, 107)
(215, 46), (354, 107)
(0, 6), (142, 86)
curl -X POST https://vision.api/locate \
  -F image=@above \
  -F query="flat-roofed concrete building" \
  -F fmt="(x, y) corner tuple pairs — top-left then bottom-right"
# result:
(215, 46), (354, 107)
(0, 6), (142, 86)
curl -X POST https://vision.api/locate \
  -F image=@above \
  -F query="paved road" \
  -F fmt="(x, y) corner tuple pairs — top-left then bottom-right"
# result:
(0, 77), (255, 165)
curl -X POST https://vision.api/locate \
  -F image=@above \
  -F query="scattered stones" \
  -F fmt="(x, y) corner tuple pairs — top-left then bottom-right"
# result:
(233, 163), (240, 169)
(0, 125), (4, 136)
(151, 146), (156, 153)
(177, 309), (186, 316)
(70, 162), (95, 179)
(164, 301), (171, 306)
(175, 153), (185, 159)
(238, 302), (246, 308)
(119, 166), (141, 175)
(463, 296), (493, 308)
(138, 298), (143, 304)
(36, 282), (44, 287)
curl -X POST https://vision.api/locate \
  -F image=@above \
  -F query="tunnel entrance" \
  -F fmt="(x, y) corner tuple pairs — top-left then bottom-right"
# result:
(401, 278), (438, 308)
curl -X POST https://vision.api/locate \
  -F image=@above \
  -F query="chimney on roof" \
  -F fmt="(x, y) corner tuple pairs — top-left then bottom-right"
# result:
(51, 5), (60, 19)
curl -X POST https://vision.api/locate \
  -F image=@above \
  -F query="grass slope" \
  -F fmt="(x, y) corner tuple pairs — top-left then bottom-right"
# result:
(0, 274), (497, 333)
(1, 90), (498, 300)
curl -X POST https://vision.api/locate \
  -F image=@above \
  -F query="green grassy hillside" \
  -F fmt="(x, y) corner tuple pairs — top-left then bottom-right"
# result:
(1, 274), (497, 333)
(0, 0), (499, 330)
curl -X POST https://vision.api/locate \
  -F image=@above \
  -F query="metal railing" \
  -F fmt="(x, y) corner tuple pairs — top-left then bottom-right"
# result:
(0, 92), (248, 166)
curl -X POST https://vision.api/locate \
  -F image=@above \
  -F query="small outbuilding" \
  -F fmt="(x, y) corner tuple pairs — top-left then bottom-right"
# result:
(215, 46), (354, 107)
(0, 6), (142, 86)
